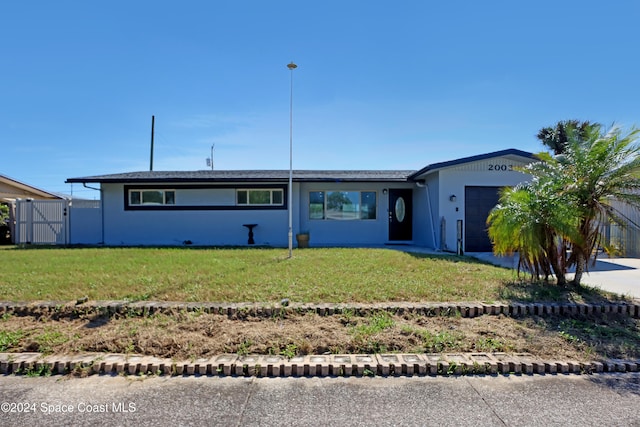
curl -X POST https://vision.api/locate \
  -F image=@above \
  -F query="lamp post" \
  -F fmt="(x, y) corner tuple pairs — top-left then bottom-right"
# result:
(287, 61), (297, 258)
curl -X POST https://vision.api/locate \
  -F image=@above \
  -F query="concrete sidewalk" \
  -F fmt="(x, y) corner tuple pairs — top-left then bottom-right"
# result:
(2, 373), (639, 426)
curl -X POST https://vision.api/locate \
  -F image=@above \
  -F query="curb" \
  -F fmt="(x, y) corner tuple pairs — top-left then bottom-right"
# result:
(1, 300), (639, 319)
(1, 352), (639, 378)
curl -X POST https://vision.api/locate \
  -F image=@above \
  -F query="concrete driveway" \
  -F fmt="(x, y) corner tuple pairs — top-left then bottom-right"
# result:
(571, 257), (640, 299)
(469, 252), (640, 299)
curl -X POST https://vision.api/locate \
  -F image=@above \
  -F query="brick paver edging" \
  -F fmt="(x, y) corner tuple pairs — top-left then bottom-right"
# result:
(1, 352), (639, 378)
(1, 300), (639, 319)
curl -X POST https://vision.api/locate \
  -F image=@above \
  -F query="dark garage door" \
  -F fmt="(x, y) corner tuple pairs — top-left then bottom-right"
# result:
(464, 186), (501, 252)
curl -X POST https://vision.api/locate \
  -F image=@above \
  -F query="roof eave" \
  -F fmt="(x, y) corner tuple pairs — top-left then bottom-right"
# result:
(408, 149), (537, 180)
(65, 177), (412, 184)
(65, 178), (290, 184)
(1, 174), (65, 200)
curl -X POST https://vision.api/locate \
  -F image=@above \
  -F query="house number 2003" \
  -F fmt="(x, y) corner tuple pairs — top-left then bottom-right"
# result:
(488, 164), (514, 171)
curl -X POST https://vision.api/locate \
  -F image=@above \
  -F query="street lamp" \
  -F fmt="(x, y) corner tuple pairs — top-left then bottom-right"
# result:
(287, 61), (297, 258)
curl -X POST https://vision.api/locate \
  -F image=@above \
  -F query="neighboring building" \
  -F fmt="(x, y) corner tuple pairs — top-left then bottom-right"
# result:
(65, 149), (537, 252)
(0, 174), (64, 202)
(605, 197), (640, 258)
(0, 174), (67, 244)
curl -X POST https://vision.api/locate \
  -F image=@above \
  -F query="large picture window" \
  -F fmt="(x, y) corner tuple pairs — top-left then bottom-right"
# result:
(237, 189), (284, 206)
(309, 191), (376, 220)
(129, 189), (175, 205)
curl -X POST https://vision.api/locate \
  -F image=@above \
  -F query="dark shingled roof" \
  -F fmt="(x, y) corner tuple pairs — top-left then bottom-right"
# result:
(66, 170), (417, 184)
(66, 148), (535, 184)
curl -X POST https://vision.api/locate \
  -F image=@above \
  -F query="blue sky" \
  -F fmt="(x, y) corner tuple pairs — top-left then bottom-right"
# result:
(2, 1), (639, 199)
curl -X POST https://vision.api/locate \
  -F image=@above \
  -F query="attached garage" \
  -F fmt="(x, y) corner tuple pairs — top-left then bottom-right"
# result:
(464, 186), (501, 252)
(409, 149), (536, 253)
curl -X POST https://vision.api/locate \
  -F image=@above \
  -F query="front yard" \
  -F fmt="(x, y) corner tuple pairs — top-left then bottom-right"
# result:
(0, 246), (624, 303)
(0, 246), (638, 364)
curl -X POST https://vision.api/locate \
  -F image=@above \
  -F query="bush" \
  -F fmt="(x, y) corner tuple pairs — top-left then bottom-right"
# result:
(0, 204), (8, 226)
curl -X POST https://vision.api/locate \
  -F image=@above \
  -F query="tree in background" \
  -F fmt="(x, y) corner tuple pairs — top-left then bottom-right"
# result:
(0, 204), (8, 226)
(0, 203), (10, 244)
(536, 119), (598, 155)
(489, 122), (640, 286)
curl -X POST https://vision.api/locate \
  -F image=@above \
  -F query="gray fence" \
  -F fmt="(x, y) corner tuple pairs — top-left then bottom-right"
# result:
(15, 199), (102, 245)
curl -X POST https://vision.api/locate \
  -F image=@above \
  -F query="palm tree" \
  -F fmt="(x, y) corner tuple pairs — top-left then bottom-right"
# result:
(489, 122), (640, 286)
(559, 124), (640, 284)
(536, 120), (598, 155)
(488, 166), (576, 285)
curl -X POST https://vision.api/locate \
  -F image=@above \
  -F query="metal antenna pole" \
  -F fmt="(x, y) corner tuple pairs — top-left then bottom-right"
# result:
(150, 115), (155, 171)
(287, 62), (297, 258)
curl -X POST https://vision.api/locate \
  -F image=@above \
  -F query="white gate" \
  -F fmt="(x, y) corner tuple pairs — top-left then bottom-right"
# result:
(15, 199), (69, 245)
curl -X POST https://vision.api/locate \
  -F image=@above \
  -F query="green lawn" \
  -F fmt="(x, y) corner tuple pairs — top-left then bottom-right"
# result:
(0, 246), (619, 303)
(1, 246), (636, 361)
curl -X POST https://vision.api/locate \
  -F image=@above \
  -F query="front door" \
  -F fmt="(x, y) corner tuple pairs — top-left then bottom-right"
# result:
(388, 189), (412, 241)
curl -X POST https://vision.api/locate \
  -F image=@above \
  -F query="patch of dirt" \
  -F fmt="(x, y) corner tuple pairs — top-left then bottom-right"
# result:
(3, 310), (639, 362)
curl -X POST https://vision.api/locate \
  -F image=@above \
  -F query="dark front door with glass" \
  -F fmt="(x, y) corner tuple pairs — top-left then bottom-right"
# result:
(388, 189), (412, 241)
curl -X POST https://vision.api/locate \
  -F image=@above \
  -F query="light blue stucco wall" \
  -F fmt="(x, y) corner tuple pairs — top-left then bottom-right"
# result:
(96, 180), (429, 247)
(421, 173), (440, 249)
(101, 183), (298, 246)
(297, 182), (415, 246)
(412, 179), (439, 248)
(69, 201), (102, 244)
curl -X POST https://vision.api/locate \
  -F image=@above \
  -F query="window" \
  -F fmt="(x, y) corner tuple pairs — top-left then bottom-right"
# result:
(236, 189), (284, 206)
(309, 191), (376, 220)
(309, 191), (325, 219)
(124, 185), (287, 211)
(129, 189), (175, 205)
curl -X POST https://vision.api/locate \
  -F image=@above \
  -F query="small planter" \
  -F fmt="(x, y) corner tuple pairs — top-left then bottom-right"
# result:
(296, 233), (310, 248)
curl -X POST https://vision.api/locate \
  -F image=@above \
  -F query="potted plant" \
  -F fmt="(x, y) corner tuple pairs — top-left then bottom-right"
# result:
(295, 231), (310, 248)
